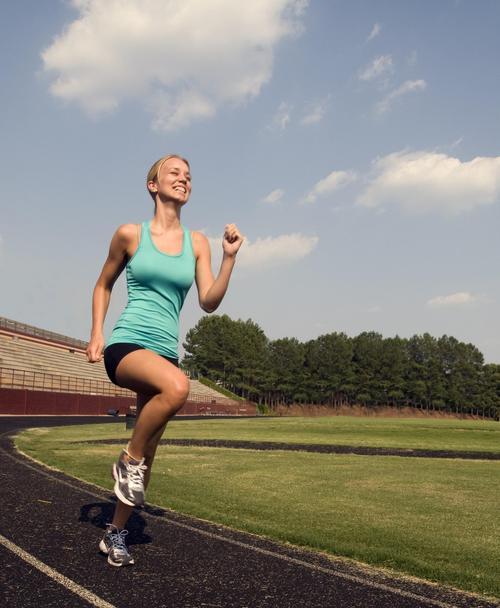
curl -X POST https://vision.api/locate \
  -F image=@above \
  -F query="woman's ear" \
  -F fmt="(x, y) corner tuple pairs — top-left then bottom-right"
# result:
(147, 180), (158, 194)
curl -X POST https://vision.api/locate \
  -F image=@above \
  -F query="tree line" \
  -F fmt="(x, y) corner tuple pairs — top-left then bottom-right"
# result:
(182, 314), (500, 419)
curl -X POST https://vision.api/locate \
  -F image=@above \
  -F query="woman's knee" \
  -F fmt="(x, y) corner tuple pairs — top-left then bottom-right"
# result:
(160, 374), (190, 408)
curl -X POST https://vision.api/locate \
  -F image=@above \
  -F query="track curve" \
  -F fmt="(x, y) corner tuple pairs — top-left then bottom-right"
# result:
(1, 416), (498, 608)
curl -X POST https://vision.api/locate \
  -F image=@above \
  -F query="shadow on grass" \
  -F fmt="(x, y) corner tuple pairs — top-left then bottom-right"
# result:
(75, 438), (500, 460)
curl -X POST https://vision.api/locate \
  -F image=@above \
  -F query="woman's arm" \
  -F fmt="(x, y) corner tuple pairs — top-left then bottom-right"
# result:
(86, 224), (136, 362)
(193, 224), (244, 313)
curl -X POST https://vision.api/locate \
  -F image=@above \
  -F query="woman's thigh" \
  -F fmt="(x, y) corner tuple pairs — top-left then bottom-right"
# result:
(115, 348), (189, 397)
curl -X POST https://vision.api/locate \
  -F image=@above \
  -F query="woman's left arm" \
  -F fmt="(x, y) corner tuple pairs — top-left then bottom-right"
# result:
(193, 223), (244, 313)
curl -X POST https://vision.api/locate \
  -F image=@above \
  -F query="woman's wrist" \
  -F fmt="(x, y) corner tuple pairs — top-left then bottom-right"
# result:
(222, 251), (237, 262)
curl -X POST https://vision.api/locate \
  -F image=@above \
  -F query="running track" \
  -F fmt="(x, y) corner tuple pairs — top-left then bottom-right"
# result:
(1, 416), (498, 608)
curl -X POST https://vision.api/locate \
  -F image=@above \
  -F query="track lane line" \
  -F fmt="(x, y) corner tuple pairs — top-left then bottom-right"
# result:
(0, 533), (116, 608)
(2, 431), (495, 608)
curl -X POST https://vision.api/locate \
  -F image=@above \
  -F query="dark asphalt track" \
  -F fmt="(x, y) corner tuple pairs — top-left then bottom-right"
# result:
(91, 437), (500, 460)
(1, 416), (498, 608)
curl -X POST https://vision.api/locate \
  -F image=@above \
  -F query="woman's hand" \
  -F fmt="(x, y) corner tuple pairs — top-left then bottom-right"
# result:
(86, 332), (105, 363)
(222, 223), (244, 257)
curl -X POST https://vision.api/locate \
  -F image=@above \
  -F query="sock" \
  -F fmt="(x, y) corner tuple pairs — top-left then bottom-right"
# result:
(123, 445), (143, 464)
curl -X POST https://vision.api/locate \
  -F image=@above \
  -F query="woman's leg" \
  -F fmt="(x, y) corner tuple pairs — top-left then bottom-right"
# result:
(100, 413), (168, 568)
(114, 349), (189, 460)
(109, 350), (189, 516)
(101, 354), (188, 566)
(111, 399), (168, 529)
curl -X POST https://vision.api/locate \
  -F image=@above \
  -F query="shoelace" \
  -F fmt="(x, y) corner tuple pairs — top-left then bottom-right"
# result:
(108, 529), (129, 556)
(126, 459), (147, 492)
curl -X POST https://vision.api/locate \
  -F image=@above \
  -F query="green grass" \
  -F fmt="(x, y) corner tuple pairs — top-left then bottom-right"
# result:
(162, 416), (500, 452)
(15, 416), (500, 601)
(30, 415), (499, 453)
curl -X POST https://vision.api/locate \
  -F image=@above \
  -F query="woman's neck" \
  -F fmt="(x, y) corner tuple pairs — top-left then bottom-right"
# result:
(152, 205), (181, 232)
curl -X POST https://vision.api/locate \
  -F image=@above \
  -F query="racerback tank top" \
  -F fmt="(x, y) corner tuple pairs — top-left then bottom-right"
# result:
(105, 220), (196, 358)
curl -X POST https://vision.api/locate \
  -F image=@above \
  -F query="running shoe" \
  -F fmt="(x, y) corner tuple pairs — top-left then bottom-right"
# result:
(112, 448), (147, 507)
(99, 524), (134, 567)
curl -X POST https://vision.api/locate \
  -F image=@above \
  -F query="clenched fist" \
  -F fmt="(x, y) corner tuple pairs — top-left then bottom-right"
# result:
(86, 333), (104, 363)
(222, 223), (244, 257)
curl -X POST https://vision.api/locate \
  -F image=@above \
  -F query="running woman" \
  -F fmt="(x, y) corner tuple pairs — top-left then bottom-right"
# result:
(86, 154), (243, 566)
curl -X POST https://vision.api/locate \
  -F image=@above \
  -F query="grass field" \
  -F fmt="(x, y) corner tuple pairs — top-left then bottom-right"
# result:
(15, 416), (500, 600)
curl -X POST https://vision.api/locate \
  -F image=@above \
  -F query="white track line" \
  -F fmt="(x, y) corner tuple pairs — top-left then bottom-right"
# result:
(1, 434), (488, 608)
(0, 533), (116, 608)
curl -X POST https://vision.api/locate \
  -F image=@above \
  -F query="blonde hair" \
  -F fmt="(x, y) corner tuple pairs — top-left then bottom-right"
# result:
(146, 154), (190, 201)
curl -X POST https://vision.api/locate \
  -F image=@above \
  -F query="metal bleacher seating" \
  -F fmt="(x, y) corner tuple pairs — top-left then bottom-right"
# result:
(0, 316), (239, 405)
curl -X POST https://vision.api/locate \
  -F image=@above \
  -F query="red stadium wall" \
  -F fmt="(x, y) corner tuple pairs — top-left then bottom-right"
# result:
(0, 388), (256, 416)
(0, 388), (134, 416)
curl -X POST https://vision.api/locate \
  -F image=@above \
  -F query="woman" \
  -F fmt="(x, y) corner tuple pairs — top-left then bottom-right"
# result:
(86, 154), (243, 566)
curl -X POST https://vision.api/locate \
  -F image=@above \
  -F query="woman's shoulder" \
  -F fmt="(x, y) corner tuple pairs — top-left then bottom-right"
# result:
(113, 222), (143, 244)
(189, 229), (204, 238)
(190, 230), (210, 245)
(189, 230), (210, 257)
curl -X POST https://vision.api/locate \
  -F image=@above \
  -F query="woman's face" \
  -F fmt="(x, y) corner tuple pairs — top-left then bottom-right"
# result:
(152, 157), (192, 204)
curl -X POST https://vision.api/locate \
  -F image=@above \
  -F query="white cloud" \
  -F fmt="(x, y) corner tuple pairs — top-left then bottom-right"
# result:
(366, 22), (381, 42)
(427, 292), (480, 308)
(302, 170), (357, 204)
(357, 150), (500, 215)
(375, 79), (426, 114)
(207, 233), (318, 269)
(41, 0), (308, 131)
(300, 95), (330, 125)
(358, 54), (393, 81)
(148, 90), (216, 132)
(269, 101), (292, 130)
(292, 0), (309, 16)
(261, 189), (285, 204)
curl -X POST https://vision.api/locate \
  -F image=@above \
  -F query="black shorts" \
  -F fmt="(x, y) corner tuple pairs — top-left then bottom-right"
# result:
(103, 342), (179, 387)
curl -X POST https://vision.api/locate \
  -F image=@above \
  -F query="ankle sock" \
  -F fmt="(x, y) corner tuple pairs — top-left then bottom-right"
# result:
(123, 446), (144, 464)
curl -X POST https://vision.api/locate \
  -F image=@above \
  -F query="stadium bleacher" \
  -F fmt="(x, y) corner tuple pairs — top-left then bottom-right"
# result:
(0, 316), (255, 416)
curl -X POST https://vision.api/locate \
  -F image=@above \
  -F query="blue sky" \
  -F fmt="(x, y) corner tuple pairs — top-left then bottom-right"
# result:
(1, 0), (500, 362)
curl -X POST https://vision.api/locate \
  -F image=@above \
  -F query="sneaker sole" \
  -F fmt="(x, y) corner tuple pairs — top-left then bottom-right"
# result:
(112, 463), (142, 507)
(99, 539), (108, 554)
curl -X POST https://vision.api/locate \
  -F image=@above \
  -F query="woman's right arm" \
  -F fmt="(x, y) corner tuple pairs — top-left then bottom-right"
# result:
(86, 224), (135, 363)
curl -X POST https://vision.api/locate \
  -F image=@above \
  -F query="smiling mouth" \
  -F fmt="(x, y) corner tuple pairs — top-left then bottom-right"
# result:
(174, 186), (186, 194)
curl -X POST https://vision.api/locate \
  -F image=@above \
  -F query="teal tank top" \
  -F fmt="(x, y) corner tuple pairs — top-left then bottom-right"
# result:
(105, 220), (196, 358)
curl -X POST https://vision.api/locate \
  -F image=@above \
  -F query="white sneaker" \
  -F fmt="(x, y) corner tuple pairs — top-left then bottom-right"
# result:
(112, 448), (147, 507)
